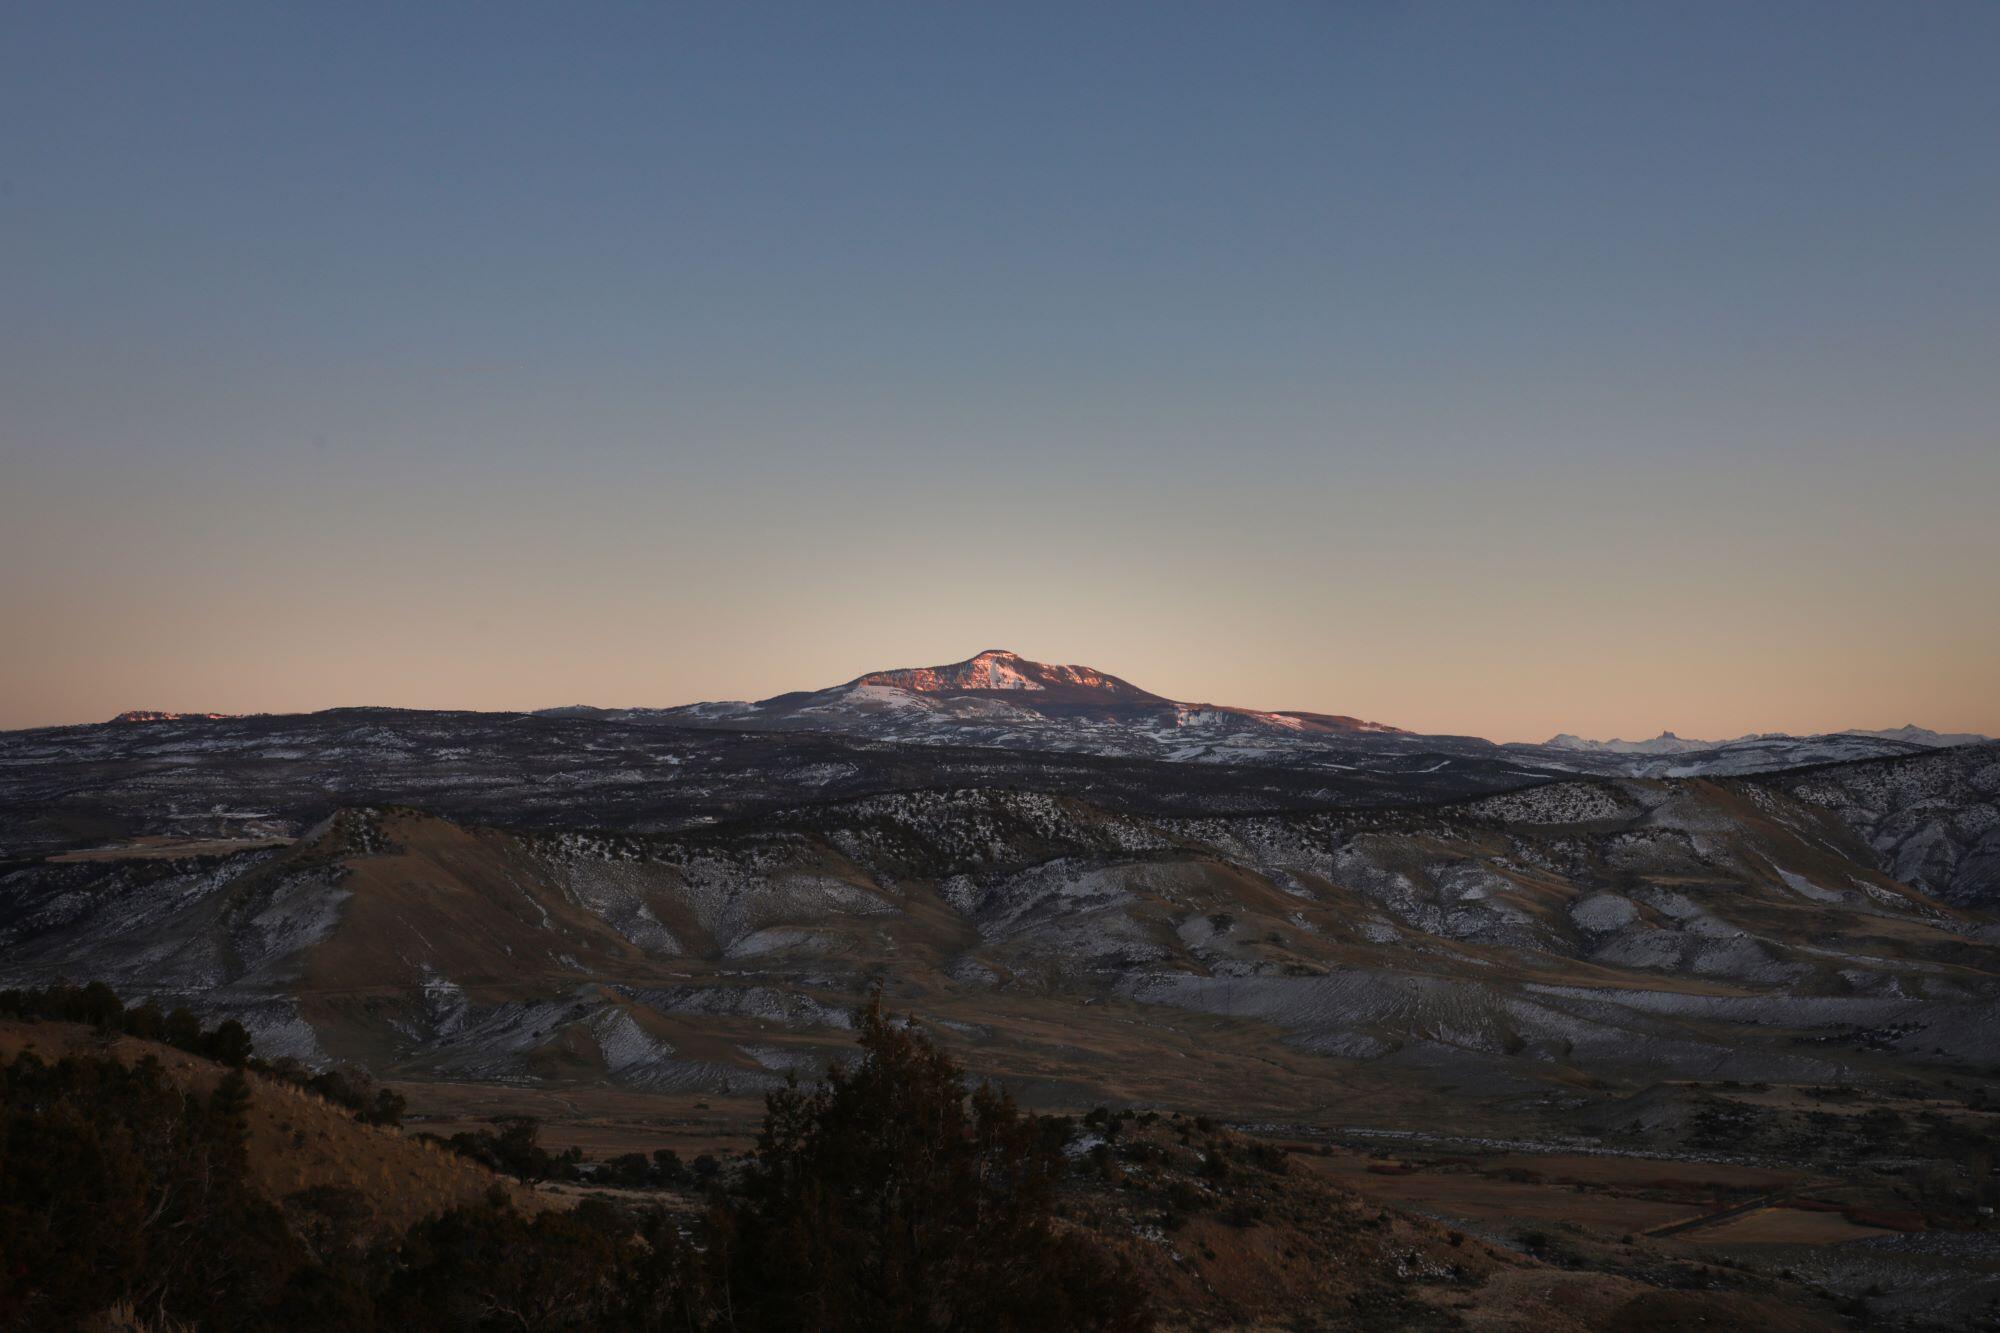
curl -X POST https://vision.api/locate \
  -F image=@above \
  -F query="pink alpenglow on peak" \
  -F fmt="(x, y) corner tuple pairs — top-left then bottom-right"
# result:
(769, 648), (1414, 740)
(852, 650), (1162, 700)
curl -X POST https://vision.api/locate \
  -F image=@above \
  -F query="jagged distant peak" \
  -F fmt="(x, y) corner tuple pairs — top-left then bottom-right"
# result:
(1543, 731), (1715, 755)
(1546, 723), (1989, 755)
(850, 649), (1160, 698)
(110, 710), (237, 724)
(1838, 724), (1990, 747)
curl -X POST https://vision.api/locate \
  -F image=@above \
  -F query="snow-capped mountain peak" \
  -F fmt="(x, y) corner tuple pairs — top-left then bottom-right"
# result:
(850, 649), (1161, 701)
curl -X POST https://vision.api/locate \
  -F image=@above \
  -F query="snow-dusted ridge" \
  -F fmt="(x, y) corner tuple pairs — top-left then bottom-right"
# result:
(1546, 724), (1988, 755)
(619, 649), (1984, 781)
(88, 651), (1989, 784)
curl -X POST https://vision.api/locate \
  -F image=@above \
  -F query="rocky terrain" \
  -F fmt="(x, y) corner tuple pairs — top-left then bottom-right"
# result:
(4, 759), (1995, 1120)
(1764, 744), (2000, 908)
(3, 654), (1994, 1130)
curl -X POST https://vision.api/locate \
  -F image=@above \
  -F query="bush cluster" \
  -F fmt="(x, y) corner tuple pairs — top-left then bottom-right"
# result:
(594, 1147), (719, 1189)
(418, 1117), (583, 1185)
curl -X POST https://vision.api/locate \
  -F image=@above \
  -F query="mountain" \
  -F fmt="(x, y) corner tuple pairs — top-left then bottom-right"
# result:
(628, 646), (1494, 772)
(110, 709), (238, 723)
(639, 649), (1418, 767)
(1525, 729), (1980, 779)
(841, 648), (1406, 733)
(1840, 723), (1992, 747)
(67, 653), (1987, 785)
(1544, 731), (1736, 756)
(609, 649), (1975, 781)
(854, 648), (1168, 703)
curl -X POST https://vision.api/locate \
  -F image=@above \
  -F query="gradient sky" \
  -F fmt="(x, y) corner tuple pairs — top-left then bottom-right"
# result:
(3, 2), (1996, 741)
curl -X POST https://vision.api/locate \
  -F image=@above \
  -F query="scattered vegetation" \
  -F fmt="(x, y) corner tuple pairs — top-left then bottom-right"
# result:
(0, 982), (405, 1127)
(0, 1048), (299, 1329)
(0, 986), (1148, 1331)
(591, 1147), (714, 1190)
(0, 981), (254, 1068)
(261, 1058), (408, 1128)
(420, 1116), (583, 1185)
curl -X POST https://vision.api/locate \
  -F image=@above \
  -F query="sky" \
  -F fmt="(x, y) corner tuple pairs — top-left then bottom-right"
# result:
(3, 2), (1996, 741)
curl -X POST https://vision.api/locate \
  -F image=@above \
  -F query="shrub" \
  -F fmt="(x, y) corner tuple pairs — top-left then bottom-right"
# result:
(436, 1116), (582, 1183)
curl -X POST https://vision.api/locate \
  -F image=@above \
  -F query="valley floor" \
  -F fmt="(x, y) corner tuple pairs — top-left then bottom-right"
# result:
(389, 1069), (2000, 1329)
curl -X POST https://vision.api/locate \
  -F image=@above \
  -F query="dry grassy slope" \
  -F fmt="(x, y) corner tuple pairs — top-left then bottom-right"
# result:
(0, 1019), (529, 1235)
(303, 814), (653, 990)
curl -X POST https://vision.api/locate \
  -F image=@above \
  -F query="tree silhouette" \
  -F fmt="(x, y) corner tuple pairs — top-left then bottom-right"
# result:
(711, 989), (1150, 1332)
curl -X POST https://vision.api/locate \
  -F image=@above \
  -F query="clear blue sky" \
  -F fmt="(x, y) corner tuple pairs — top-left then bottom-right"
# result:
(4, 2), (1996, 738)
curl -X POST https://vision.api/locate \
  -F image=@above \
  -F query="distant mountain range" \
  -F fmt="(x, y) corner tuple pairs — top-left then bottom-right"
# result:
(110, 709), (238, 724)
(97, 649), (1988, 782)
(1544, 724), (1988, 756)
(532, 648), (1989, 780)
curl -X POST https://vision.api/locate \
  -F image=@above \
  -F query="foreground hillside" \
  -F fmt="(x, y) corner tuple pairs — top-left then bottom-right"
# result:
(0, 1019), (528, 1237)
(0, 1006), (1878, 1332)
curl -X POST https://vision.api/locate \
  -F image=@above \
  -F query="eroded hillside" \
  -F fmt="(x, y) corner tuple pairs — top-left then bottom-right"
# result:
(5, 767), (1994, 1144)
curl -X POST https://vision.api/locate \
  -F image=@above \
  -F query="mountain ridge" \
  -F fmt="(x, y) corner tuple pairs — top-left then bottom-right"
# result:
(85, 645), (1991, 783)
(1546, 723), (1988, 755)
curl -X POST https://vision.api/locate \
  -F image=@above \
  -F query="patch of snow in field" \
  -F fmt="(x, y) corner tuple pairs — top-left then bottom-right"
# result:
(725, 927), (829, 957)
(589, 1009), (675, 1074)
(1570, 893), (1638, 933)
(422, 969), (471, 1037)
(623, 984), (855, 1029)
(1773, 865), (1845, 903)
